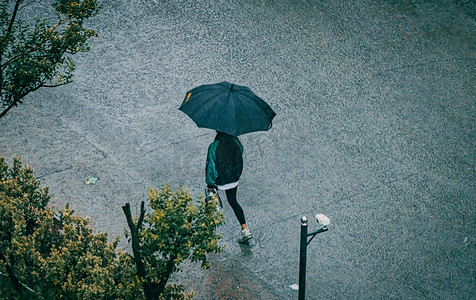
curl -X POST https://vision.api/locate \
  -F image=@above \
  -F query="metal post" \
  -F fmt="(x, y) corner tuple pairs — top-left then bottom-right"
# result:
(299, 216), (308, 300)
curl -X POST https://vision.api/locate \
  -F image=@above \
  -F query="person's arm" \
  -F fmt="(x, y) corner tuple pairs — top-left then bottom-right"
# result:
(205, 141), (219, 187)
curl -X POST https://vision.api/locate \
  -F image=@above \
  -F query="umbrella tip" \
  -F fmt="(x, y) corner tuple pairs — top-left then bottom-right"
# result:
(230, 84), (234, 91)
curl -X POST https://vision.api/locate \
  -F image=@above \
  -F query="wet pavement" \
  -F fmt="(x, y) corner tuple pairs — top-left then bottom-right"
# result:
(1, 0), (475, 299)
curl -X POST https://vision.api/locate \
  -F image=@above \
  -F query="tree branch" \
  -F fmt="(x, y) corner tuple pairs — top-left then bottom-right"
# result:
(0, 250), (23, 295)
(7, 0), (22, 35)
(17, 80), (46, 99)
(0, 46), (41, 69)
(0, 94), (17, 119)
(42, 81), (71, 88)
(0, 43), (71, 119)
(50, 17), (69, 33)
(122, 202), (147, 279)
(0, 78), (46, 119)
(156, 253), (177, 296)
(0, 0), (22, 73)
(123, 202), (161, 300)
(137, 201), (145, 228)
(1, 17), (69, 70)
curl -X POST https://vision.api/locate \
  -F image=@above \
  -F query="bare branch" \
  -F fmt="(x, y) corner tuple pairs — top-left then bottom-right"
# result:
(122, 202), (147, 278)
(137, 200), (146, 229)
(7, 0), (22, 34)
(42, 81), (72, 88)
(50, 17), (69, 33)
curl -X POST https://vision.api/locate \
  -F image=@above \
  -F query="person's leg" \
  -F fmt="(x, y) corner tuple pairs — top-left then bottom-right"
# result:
(225, 187), (252, 242)
(225, 187), (246, 226)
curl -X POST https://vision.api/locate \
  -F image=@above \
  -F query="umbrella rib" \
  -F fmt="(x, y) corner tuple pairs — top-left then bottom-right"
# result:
(229, 92), (238, 136)
(213, 90), (235, 135)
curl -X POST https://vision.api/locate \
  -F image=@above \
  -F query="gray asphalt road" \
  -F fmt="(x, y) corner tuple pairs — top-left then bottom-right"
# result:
(1, 0), (475, 299)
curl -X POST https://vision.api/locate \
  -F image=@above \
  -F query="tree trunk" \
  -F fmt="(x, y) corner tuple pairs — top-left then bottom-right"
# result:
(122, 202), (160, 300)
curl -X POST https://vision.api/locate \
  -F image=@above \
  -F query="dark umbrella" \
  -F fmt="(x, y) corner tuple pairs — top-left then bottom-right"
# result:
(179, 81), (276, 136)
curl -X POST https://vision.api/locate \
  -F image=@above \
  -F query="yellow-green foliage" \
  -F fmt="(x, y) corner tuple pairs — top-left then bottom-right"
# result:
(0, 158), (225, 299)
(132, 184), (224, 299)
(0, 157), (142, 299)
(143, 185), (224, 269)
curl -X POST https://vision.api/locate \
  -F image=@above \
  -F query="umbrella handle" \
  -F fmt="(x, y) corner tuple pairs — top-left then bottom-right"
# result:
(268, 121), (273, 130)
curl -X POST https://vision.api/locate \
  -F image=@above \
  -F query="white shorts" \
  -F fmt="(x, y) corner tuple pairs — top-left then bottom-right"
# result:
(217, 181), (239, 190)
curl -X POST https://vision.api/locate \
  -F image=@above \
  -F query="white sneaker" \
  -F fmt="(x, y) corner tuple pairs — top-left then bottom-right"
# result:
(238, 228), (253, 243)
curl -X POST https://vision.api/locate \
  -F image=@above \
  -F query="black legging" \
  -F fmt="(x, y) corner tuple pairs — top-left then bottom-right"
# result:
(225, 187), (246, 225)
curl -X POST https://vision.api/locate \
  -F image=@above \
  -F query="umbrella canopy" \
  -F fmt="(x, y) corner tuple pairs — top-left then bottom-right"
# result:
(179, 81), (276, 136)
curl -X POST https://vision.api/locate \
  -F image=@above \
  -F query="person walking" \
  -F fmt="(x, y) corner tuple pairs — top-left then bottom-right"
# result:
(179, 82), (275, 242)
(205, 131), (252, 243)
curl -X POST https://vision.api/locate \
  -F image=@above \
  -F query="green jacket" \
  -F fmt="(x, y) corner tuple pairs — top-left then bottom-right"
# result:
(206, 136), (243, 187)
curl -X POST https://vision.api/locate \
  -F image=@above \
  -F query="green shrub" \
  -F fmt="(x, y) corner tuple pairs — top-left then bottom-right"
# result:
(123, 184), (225, 300)
(0, 157), (141, 299)
(0, 157), (225, 299)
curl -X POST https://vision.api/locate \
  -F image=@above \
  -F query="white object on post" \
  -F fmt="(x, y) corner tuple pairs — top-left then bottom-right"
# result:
(315, 214), (330, 226)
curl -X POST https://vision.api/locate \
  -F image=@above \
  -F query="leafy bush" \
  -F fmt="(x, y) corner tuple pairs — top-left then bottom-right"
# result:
(0, 157), (141, 299)
(0, 157), (225, 299)
(124, 184), (225, 300)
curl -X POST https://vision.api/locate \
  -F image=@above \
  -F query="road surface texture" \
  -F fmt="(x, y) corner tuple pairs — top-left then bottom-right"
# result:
(1, 0), (475, 299)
